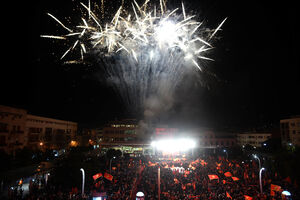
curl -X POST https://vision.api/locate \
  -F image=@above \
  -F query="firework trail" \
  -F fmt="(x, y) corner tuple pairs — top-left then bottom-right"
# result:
(41, 0), (226, 117)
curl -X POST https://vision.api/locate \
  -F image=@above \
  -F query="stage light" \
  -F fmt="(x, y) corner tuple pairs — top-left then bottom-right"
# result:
(151, 138), (196, 153)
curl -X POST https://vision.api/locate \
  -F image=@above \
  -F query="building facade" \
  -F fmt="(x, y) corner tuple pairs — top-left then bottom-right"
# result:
(0, 105), (77, 154)
(0, 105), (28, 155)
(26, 114), (77, 150)
(98, 119), (152, 155)
(236, 132), (271, 147)
(97, 121), (237, 156)
(280, 116), (300, 146)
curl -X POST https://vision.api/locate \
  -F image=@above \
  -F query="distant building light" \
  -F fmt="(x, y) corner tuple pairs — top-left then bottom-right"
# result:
(70, 140), (78, 147)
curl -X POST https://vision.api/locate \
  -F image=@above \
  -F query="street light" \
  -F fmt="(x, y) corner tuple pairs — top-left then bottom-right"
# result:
(158, 167), (161, 200)
(253, 154), (261, 170)
(259, 167), (265, 194)
(80, 168), (85, 197)
(110, 156), (116, 173)
(223, 149), (228, 159)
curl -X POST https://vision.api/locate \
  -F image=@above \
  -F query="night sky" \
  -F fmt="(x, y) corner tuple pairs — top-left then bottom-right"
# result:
(1, 0), (299, 129)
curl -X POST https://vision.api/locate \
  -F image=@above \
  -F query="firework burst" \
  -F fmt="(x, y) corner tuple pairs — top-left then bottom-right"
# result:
(41, 0), (226, 116)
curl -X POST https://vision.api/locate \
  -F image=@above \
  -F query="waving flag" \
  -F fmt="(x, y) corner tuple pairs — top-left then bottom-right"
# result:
(208, 175), (219, 181)
(200, 159), (207, 166)
(226, 192), (232, 199)
(93, 173), (103, 181)
(104, 172), (113, 181)
(224, 172), (232, 177)
(270, 184), (282, 196)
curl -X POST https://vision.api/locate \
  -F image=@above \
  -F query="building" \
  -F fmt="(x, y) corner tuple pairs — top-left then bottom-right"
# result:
(236, 132), (272, 148)
(280, 116), (300, 146)
(0, 105), (78, 154)
(76, 128), (99, 147)
(98, 119), (152, 155)
(0, 105), (28, 155)
(26, 114), (77, 150)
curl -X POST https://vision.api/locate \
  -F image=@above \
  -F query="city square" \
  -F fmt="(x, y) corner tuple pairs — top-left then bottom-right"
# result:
(1, 0), (299, 199)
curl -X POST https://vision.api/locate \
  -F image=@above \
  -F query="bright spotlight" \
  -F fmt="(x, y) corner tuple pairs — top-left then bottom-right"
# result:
(151, 138), (196, 153)
(151, 141), (156, 147)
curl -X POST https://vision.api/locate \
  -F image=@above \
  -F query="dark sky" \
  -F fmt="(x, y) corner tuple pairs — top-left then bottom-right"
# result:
(1, 0), (299, 129)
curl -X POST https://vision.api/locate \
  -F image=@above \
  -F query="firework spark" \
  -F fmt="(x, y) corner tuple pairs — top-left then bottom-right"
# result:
(41, 0), (226, 115)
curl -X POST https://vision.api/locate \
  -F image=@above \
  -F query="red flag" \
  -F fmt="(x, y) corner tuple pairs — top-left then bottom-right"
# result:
(232, 177), (239, 181)
(224, 172), (232, 177)
(226, 192), (232, 199)
(270, 184), (281, 196)
(192, 181), (196, 190)
(208, 175), (219, 181)
(104, 172), (113, 181)
(93, 173), (103, 181)
(200, 160), (207, 166)
(244, 195), (253, 200)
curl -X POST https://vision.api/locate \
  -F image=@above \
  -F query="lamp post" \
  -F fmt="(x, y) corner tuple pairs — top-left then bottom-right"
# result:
(253, 154), (261, 170)
(158, 167), (161, 200)
(223, 149), (228, 159)
(80, 168), (85, 197)
(259, 167), (265, 194)
(110, 156), (116, 173)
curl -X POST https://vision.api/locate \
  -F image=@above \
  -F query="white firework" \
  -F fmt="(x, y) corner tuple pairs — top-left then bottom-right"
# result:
(41, 0), (226, 114)
(41, 0), (226, 70)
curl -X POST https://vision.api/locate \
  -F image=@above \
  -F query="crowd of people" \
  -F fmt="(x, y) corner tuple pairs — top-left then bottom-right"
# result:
(4, 153), (299, 200)
(136, 155), (298, 200)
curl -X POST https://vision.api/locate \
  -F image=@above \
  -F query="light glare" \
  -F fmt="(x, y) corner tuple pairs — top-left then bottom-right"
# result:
(152, 138), (196, 153)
